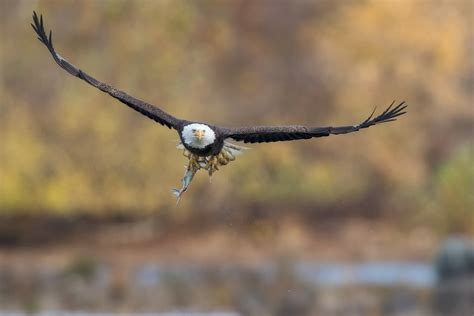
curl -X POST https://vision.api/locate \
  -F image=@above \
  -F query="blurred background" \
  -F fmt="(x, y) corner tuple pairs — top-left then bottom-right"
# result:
(0, 0), (473, 315)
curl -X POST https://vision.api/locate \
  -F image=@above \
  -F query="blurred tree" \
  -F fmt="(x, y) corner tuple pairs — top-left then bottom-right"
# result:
(430, 146), (474, 234)
(0, 0), (472, 235)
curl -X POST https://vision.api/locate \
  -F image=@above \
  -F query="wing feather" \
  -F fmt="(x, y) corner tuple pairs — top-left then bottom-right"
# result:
(222, 101), (407, 143)
(31, 11), (183, 130)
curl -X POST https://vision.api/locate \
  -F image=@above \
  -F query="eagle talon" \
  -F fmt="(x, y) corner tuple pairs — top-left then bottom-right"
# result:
(204, 155), (220, 176)
(188, 154), (201, 172)
(217, 152), (229, 165)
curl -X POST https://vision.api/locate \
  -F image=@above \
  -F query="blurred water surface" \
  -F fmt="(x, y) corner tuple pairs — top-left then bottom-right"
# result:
(0, 258), (467, 315)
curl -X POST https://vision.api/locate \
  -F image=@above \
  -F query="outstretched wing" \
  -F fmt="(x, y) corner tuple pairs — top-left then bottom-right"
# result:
(221, 101), (407, 143)
(31, 11), (184, 130)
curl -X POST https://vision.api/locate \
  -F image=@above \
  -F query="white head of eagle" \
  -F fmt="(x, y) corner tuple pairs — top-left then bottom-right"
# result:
(182, 123), (216, 148)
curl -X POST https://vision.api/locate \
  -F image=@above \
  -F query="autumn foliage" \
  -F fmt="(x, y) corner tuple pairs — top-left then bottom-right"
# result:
(1, 0), (472, 234)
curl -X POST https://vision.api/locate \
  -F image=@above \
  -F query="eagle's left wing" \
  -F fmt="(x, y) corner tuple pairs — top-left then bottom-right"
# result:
(221, 101), (407, 143)
(31, 12), (184, 130)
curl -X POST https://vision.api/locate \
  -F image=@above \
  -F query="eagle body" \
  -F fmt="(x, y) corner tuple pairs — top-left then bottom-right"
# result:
(31, 11), (407, 197)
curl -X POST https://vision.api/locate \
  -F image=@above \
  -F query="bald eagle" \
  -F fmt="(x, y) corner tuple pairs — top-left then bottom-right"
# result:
(31, 12), (407, 199)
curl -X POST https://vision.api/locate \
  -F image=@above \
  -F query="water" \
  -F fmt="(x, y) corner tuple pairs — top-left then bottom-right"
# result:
(0, 260), (439, 314)
(134, 261), (435, 289)
(295, 261), (435, 288)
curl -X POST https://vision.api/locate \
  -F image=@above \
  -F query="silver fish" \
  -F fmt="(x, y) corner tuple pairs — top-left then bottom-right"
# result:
(172, 168), (196, 204)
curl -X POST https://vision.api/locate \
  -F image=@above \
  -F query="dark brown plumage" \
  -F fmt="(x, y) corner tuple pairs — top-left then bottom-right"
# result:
(31, 12), (184, 130)
(221, 101), (406, 143)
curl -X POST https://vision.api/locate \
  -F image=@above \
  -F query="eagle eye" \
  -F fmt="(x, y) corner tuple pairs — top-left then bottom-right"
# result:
(192, 129), (196, 132)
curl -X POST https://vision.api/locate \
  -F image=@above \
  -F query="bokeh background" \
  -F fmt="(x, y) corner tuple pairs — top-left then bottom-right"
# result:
(1, 0), (473, 315)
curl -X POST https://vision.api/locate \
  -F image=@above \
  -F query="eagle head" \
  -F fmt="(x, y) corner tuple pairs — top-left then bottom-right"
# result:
(182, 123), (216, 148)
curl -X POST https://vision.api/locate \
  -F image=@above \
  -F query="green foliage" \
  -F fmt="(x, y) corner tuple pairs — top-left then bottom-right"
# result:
(430, 146), (474, 234)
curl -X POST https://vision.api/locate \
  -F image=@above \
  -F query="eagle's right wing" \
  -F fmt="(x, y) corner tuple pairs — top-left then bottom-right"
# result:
(31, 11), (184, 130)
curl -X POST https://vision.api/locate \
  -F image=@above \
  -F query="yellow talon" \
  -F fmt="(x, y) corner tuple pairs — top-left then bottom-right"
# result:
(217, 153), (229, 165)
(222, 150), (235, 161)
(182, 147), (239, 177)
(204, 155), (220, 176)
(188, 154), (201, 172)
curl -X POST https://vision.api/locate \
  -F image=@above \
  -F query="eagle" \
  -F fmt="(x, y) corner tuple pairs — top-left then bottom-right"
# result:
(31, 12), (407, 199)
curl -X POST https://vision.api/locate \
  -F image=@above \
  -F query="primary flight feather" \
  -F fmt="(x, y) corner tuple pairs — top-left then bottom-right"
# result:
(31, 11), (407, 199)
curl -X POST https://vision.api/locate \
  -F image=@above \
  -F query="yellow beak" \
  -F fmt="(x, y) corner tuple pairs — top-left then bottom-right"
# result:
(194, 130), (204, 140)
